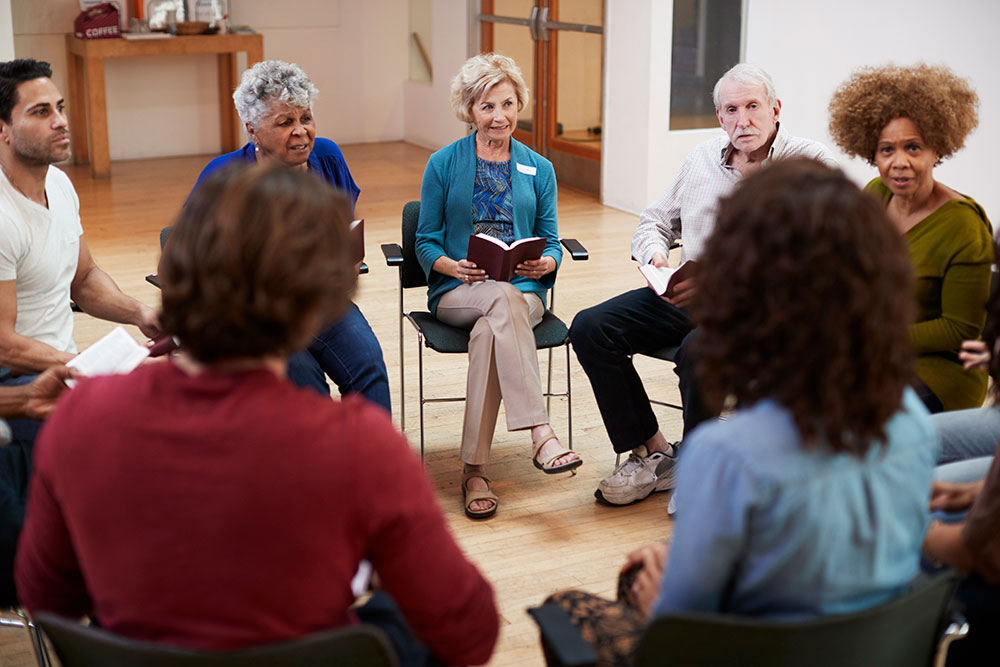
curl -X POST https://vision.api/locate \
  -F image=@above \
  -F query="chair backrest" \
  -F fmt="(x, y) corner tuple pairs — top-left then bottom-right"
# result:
(35, 612), (398, 667)
(400, 200), (428, 289)
(633, 571), (958, 667)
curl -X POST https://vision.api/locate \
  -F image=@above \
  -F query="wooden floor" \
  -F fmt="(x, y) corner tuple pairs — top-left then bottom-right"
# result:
(0, 142), (683, 667)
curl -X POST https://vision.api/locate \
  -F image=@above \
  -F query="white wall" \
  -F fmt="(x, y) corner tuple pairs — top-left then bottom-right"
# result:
(12, 0), (408, 160)
(401, 0), (472, 151)
(0, 0), (13, 61)
(603, 0), (722, 215)
(603, 0), (1000, 221)
(745, 0), (1000, 221)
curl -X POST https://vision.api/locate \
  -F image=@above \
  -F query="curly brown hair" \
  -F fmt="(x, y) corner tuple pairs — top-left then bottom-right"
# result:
(692, 158), (915, 455)
(160, 164), (356, 363)
(828, 63), (978, 164)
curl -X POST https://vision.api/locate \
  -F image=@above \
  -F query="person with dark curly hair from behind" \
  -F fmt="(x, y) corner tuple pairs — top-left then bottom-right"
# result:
(829, 64), (993, 414)
(15, 165), (498, 667)
(538, 159), (938, 667)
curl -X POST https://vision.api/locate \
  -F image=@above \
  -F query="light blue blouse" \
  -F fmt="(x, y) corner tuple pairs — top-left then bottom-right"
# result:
(654, 388), (939, 619)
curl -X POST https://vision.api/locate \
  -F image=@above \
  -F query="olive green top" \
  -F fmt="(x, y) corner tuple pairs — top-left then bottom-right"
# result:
(867, 178), (994, 411)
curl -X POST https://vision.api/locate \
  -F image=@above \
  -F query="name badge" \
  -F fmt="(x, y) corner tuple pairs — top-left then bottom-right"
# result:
(516, 163), (537, 176)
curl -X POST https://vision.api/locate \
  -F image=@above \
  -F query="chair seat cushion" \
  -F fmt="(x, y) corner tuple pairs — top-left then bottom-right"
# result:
(407, 310), (568, 354)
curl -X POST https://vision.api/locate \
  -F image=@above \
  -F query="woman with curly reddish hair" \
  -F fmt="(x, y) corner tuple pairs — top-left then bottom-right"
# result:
(540, 160), (938, 667)
(829, 63), (993, 413)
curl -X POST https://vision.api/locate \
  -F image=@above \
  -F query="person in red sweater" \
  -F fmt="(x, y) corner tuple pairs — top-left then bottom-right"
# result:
(14, 164), (499, 666)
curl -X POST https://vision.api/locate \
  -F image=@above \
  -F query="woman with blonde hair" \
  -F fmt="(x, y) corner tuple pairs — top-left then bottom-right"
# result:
(416, 53), (580, 519)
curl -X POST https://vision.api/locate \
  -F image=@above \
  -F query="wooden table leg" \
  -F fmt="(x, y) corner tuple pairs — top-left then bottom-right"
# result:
(83, 56), (110, 178)
(67, 51), (90, 166)
(217, 52), (238, 152)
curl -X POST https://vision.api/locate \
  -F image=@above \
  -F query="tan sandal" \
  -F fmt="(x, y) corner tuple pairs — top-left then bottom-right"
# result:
(532, 434), (583, 475)
(462, 472), (499, 519)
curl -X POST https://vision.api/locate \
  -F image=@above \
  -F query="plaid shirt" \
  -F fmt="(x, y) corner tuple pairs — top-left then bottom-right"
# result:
(631, 123), (838, 265)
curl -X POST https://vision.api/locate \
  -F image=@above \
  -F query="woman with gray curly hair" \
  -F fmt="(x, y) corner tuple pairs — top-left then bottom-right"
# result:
(189, 60), (390, 413)
(415, 53), (580, 520)
(829, 64), (993, 414)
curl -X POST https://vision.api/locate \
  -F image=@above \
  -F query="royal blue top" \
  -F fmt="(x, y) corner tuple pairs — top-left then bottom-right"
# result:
(654, 387), (939, 619)
(415, 133), (562, 315)
(189, 138), (360, 212)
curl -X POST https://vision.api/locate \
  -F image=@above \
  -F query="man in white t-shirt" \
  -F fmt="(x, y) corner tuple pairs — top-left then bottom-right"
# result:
(0, 59), (159, 426)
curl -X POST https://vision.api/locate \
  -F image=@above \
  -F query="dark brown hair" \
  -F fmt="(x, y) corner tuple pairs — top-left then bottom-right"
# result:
(828, 63), (978, 164)
(0, 59), (52, 123)
(160, 164), (356, 363)
(693, 158), (915, 454)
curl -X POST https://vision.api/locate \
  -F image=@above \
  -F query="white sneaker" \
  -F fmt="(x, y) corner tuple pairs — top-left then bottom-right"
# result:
(595, 444), (678, 505)
(667, 491), (678, 517)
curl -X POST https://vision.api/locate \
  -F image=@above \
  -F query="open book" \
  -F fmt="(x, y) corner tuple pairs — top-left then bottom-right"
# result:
(466, 234), (545, 282)
(638, 260), (699, 298)
(66, 327), (150, 387)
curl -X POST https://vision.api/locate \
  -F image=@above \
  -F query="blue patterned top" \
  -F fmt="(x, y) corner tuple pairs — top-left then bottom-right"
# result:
(472, 157), (514, 244)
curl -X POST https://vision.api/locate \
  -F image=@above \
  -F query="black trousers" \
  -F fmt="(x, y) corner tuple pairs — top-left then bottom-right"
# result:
(569, 288), (712, 454)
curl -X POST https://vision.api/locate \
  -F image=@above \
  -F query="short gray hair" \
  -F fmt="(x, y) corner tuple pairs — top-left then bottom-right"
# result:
(450, 53), (529, 124)
(712, 64), (778, 111)
(233, 60), (319, 131)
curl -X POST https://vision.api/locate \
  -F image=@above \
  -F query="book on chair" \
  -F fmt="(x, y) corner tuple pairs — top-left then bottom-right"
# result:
(466, 233), (545, 282)
(638, 260), (699, 298)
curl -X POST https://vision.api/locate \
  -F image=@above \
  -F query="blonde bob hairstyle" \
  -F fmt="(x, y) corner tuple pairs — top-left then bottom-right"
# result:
(450, 53), (529, 124)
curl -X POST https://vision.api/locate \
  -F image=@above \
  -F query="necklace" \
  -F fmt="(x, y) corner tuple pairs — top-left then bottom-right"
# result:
(1, 158), (49, 207)
(0, 159), (28, 199)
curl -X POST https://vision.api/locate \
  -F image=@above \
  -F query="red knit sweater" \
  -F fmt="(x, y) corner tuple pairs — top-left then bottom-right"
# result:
(16, 362), (497, 665)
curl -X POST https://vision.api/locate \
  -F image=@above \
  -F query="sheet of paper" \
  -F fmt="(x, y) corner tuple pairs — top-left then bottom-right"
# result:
(351, 559), (373, 598)
(66, 326), (149, 387)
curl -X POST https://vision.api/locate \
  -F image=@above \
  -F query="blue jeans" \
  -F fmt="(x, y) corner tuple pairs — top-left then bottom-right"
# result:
(931, 407), (1000, 484)
(355, 591), (445, 667)
(286, 303), (391, 413)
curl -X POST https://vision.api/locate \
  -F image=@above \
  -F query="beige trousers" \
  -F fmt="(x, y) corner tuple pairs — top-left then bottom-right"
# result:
(436, 281), (548, 465)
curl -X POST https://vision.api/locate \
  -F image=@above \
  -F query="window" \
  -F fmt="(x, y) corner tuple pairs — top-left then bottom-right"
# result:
(669, 0), (742, 130)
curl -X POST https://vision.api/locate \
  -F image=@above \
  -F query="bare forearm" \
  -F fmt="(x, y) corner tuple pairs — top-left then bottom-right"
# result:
(71, 267), (145, 326)
(0, 332), (74, 374)
(0, 384), (29, 418)
(923, 522), (976, 573)
(432, 255), (460, 280)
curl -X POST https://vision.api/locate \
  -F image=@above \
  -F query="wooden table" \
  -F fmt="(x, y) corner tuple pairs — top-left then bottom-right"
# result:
(65, 33), (264, 178)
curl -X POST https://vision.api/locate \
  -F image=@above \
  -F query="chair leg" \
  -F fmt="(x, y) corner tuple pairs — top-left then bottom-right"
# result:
(417, 332), (426, 461)
(9, 609), (51, 667)
(399, 287), (406, 432)
(566, 342), (572, 450)
(546, 346), (554, 416)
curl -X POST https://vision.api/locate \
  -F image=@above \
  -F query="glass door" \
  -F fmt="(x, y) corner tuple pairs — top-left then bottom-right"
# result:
(478, 0), (604, 194)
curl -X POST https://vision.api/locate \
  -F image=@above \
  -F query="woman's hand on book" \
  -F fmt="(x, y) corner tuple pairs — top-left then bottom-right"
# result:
(514, 256), (555, 279)
(455, 258), (487, 284)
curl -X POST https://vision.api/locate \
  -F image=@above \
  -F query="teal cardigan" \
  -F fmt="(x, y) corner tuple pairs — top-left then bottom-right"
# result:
(416, 133), (563, 315)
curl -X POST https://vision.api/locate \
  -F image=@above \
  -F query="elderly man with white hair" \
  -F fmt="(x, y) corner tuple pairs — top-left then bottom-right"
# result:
(570, 63), (838, 506)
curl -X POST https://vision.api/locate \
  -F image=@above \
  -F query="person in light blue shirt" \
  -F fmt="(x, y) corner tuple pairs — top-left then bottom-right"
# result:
(541, 159), (938, 666)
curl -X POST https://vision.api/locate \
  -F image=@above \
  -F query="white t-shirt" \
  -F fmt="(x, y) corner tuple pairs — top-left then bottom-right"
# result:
(0, 166), (83, 354)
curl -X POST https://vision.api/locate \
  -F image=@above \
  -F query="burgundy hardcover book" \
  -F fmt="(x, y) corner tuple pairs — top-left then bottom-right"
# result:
(466, 233), (545, 282)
